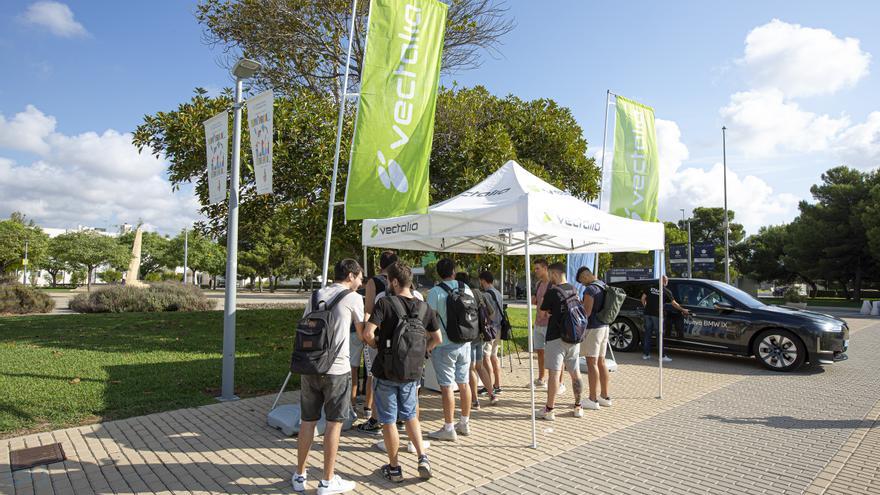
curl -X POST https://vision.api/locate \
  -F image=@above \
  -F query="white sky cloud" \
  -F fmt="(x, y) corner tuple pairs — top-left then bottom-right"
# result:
(741, 19), (870, 98)
(835, 111), (880, 169)
(20, 1), (89, 38)
(0, 105), (201, 234)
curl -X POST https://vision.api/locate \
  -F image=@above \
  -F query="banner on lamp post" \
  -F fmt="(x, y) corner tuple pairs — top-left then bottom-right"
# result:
(344, 0), (448, 220)
(693, 242), (716, 272)
(610, 95), (659, 222)
(246, 90), (274, 195)
(204, 111), (229, 204)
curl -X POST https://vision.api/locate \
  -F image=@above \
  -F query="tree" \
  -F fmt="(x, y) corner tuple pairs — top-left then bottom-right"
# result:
(53, 231), (128, 291)
(41, 237), (70, 287)
(0, 214), (49, 277)
(196, 0), (514, 96)
(685, 207), (745, 281)
(733, 224), (798, 285)
(115, 231), (171, 277)
(165, 230), (226, 287)
(133, 85), (600, 269)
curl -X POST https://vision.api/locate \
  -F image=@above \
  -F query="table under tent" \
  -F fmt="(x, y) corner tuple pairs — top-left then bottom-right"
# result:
(361, 160), (666, 448)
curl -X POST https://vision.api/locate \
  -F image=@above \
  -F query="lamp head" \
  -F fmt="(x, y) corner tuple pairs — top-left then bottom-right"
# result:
(232, 58), (262, 79)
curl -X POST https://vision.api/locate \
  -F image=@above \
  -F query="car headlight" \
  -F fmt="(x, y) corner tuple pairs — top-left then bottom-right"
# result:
(817, 321), (841, 332)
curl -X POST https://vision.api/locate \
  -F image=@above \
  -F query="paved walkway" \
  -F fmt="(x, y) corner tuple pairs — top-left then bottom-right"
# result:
(2, 316), (878, 494)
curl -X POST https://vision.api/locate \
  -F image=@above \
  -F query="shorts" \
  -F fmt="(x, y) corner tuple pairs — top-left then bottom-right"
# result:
(533, 325), (548, 350)
(582, 325), (610, 358)
(471, 340), (484, 363)
(300, 373), (351, 422)
(544, 338), (580, 372)
(431, 342), (471, 387)
(482, 338), (499, 359)
(372, 378), (418, 424)
(349, 333), (364, 368)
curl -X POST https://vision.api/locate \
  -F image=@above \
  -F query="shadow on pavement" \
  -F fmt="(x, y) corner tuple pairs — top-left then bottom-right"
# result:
(700, 414), (874, 430)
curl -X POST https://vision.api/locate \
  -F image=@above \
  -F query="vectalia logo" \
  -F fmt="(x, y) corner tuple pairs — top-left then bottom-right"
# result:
(460, 187), (510, 198)
(374, 221), (419, 236)
(543, 212), (600, 231)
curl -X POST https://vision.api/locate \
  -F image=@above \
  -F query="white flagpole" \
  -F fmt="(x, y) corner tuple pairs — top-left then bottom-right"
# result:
(658, 258), (665, 399)
(320, 0), (359, 288)
(525, 232), (537, 449)
(594, 90), (612, 275)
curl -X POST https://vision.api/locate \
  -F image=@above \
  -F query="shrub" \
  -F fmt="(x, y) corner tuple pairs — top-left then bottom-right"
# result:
(0, 284), (55, 314)
(783, 287), (806, 304)
(144, 272), (162, 282)
(69, 282), (215, 313)
(100, 269), (122, 284)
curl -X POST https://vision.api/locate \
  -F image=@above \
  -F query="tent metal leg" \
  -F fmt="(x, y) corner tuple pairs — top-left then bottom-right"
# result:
(525, 233), (537, 449)
(271, 371), (292, 411)
(658, 250), (665, 400)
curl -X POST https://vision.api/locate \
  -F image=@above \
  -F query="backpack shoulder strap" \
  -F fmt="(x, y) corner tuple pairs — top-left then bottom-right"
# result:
(310, 290), (320, 311)
(326, 289), (353, 310)
(387, 295), (409, 319)
(438, 281), (455, 295)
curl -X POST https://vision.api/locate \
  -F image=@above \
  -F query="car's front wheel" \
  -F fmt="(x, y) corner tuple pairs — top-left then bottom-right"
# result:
(753, 329), (806, 371)
(610, 318), (639, 352)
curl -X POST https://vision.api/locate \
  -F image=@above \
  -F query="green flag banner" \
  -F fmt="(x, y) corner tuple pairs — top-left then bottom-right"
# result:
(610, 95), (659, 222)
(344, 0), (448, 220)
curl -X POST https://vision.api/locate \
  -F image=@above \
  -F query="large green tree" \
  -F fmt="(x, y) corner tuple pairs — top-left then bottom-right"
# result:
(165, 230), (227, 287)
(0, 214), (49, 280)
(732, 224), (798, 285)
(684, 207), (745, 281)
(133, 85), (600, 269)
(53, 231), (128, 291)
(41, 237), (71, 287)
(195, 0), (514, 96)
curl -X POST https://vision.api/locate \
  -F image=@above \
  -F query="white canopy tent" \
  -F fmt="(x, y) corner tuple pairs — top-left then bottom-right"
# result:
(361, 160), (666, 448)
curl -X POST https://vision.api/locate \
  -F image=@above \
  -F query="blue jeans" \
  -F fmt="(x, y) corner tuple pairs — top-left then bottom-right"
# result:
(431, 342), (471, 386)
(470, 340), (484, 362)
(372, 378), (418, 425)
(643, 316), (667, 357)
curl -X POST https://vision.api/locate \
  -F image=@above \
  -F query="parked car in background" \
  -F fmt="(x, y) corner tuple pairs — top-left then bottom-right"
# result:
(608, 278), (849, 371)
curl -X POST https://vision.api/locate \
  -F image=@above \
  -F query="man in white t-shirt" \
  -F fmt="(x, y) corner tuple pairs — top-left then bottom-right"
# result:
(292, 259), (363, 495)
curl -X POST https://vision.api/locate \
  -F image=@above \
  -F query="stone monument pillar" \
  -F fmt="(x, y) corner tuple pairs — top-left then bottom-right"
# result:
(125, 225), (147, 287)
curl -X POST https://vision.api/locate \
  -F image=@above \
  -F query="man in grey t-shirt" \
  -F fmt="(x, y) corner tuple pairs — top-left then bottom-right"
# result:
(293, 259), (364, 495)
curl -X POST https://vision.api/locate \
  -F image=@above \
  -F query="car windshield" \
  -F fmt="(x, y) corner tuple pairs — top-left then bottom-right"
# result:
(716, 284), (766, 309)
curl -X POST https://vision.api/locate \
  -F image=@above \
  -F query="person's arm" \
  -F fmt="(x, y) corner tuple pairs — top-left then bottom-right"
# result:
(640, 292), (647, 306)
(363, 278), (377, 322)
(670, 299), (690, 315)
(363, 321), (379, 349)
(539, 287), (554, 319)
(531, 282), (539, 305)
(582, 289), (595, 316)
(426, 309), (442, 351)
(352, 296), (366, 340)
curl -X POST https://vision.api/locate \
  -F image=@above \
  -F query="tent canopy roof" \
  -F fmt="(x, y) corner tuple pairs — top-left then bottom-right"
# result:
(361, 160), (664, 255)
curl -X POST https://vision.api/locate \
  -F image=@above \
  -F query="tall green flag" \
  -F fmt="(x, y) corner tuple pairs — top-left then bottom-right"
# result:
(610, 95), (659, 222)
(344, 0), (448, 220)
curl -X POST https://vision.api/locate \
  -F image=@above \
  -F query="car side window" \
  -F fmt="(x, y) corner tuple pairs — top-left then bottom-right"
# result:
(674, 283), (732, 308)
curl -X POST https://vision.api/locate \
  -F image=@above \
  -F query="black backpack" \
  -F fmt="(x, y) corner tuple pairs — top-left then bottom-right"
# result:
(485, 289), (512, 341)
(290, 289), (352, 375)
(474, 290), (497, 342)
(438, 281), (480, 343)
(556, 285), (590, 344)
(380, 296), (428, 381)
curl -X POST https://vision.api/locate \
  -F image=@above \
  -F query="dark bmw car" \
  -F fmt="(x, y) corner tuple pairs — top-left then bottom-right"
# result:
(608, 278), (849, 371)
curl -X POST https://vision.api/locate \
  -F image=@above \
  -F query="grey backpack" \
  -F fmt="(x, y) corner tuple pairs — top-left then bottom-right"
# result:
(590, 281), (626, 324)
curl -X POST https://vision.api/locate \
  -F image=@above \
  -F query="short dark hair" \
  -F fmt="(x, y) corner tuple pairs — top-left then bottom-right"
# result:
(386, 261), (412, 289)
(334, 258), (362, 282)
(454, 272), (471, 286)
(548, 262), (566, 274)
(576, 266), (593, 282)
(379, 250), (398, 270)
(533, 258), (549, 268)
(437, 258), (455, 279)
(479, 271), (494, 284)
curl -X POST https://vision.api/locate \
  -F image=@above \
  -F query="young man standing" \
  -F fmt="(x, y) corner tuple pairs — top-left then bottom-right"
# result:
(426, 258), (473, 441)
(455, 272), (498, 409)
(356, 250), (397, 434)
(577, 267), (611, 411)
(640, 275), (689, 362)
(479, 271), (504, 397)
(292, 259), (364, 495)
(363, 262), (440, 482)
(531, 259), (564, 392)
(538, 262), (584, 420)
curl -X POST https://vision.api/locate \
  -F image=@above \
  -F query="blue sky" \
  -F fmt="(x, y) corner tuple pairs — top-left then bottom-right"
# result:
(1, 0), (879, 234)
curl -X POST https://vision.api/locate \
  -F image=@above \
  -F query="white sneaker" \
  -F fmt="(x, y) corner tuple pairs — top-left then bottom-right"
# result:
(557, 383), (566, 395)
(583, 399), (600, 410)
(427, 427), (457, 442)
(539, 407), (555, 421)
(489, 395), (500, 406)
(662, 356), (673, 363)
(456, 421), (471, 436)
(642, 354), (651, 360)
(407, 440), (430, 453)
(597, 397), (613, 407)
(533, 378), (546, 388)
(373, 440), (386, 452)
(292, 472), (307, 493)
(573, 405), (583, 418)
(316, 474), (355, 495)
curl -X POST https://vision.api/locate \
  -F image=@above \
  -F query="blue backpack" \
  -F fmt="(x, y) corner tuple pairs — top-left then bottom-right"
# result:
(556, 285), (589, 344)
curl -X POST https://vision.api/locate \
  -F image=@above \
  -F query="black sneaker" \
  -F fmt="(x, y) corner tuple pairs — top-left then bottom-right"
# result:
(494, 386), (503, 395)
(477, 387), (488, 396)
(417, 455), (432, 480)
(396, 420), (406, 433)
(357, 417), (382, 435)
(382, 464), (403, 483)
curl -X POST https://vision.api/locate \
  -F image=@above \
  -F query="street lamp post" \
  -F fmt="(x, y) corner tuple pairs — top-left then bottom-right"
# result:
(23, 240), (29, 285)
(680, 209), (692, 279)
(722, 126), (730, 285)
(220, 58), (262, 402)
(183, 228), (189, 285)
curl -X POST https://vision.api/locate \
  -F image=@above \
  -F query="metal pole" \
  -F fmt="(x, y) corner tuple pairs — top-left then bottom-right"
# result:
(658, 260), (664, 399)
(597, 90), (612, 210)
(320, 0), (359, 288)
(499, 252), (505, 363)
(722, 126), (730, 284)
(363, 244), (368, 278)
(183, 228), (189, 284)
(687, 221), (693, 279)
(220, 77), (244, 402)
(524, 233), (537, 449)
(23, 240), (28, 285)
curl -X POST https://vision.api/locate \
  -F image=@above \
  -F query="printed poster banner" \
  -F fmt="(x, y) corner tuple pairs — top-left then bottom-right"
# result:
(246, 90), (274, 195)
(610, 95), (659, 222)
(669, 243), (688, 264)
(693, 242), (716, 272)
(344, 0), (448, 220)
(204, 111), (229, 204)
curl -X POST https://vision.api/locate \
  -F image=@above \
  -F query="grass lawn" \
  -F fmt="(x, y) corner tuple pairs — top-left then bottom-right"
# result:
(0, 307), (533, 437)
(758, 297), (864, 308)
